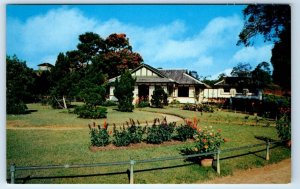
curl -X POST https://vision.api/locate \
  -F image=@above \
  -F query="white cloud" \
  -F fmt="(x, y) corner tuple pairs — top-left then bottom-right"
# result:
(21, 7), (96, 56)
(232, 45), (274, 65)
(211, 68), (232, 80)
(9, 7), (263, 78)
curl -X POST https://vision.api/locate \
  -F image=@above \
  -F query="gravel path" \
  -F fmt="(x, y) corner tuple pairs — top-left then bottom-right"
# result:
(200, 158), (291, 184)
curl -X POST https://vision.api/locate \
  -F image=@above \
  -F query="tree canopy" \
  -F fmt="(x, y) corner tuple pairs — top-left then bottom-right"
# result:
(230, 63), (252, 77)
(6, 55), (35, 114)
(48, 32), (143, 109)
(237, 4), (291, 90)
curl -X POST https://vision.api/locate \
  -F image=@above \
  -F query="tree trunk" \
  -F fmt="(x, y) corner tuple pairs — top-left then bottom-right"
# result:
(62, 95), (67, 109)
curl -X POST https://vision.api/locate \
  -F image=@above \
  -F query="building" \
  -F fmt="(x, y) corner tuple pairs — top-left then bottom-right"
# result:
(108, 64), (210, 104)
(37, 63), (53, 71)
(203, 76), (263, 101)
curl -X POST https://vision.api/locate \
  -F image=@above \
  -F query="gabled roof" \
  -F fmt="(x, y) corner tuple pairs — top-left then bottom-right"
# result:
(108, 63), (174, 83)
(131, 63), (169, 78)
(108, 63), (210, 88)
(160, 69), (210, 87)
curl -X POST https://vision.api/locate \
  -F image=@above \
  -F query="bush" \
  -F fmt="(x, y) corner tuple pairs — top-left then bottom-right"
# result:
(193, 126), (224, 157)
(175, 125), (196, 141)
(88, 123), (110, 147)
(151, 86), (168, 108)
(7, 98), (28, 114)
(146, 126), (164, 144)
(182, 104), (214, 112)
(102, 100), (117, 107)
(146, 120), (176, 144)
(113, 127), (131, 146)
(114, 70), (136, 112)
(127, 124), (146, 143)
(276, 114), (291, 141)
(74, 105), (107, 119)
(136, 100), (150, 108)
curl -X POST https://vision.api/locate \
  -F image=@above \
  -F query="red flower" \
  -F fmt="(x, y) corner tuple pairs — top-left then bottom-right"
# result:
(103, 119), (107, 129)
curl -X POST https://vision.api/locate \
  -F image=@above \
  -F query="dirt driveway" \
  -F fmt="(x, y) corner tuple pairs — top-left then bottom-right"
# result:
(201, 158), (291, 184)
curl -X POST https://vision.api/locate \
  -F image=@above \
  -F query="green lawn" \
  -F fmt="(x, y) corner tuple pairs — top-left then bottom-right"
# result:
(7, 103), (164, 128)
(139, 106), (275, 127)
(6, 103), (291, 184)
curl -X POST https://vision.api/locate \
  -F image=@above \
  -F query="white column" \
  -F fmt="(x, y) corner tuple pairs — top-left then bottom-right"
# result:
(133, 86), (139, 104)
(174, 87), (178, 98)
(189, 86), (195, 98)
(149, 85), (155, 101)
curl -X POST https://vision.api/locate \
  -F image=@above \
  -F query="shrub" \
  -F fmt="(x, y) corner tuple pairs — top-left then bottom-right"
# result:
(102, 100), (117, 107)
(114, 70), (136, 112)
(182, 104), (214, 112)
(88, 123), (110, 147)
(146, 119), (176, 144)
(175, 125), (196, 141)
(7, 98), (28, 114)
(146, 126), (164, 144)
(113, 127), (131, 147)
(74, 105), (107, 119)
(276, 114), (291, 141)
(136, 100), (150, 108)
(151, 86), (168, 108)
(192, 126), (225, 157)
(127, 124), (146, 143)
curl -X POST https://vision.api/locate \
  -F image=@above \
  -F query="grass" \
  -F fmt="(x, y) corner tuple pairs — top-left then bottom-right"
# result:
(139, 106), (275, 127)
(7, 103), (164, 128)
(6, 103), (291, 184)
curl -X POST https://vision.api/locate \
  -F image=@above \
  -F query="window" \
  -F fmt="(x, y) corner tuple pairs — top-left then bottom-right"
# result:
(178, 87), (189, 97)
(224, 88), (230, 93)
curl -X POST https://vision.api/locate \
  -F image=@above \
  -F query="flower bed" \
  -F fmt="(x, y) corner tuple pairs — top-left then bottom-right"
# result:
(88, 117), (206, 148)
(182, 103), (214, 112)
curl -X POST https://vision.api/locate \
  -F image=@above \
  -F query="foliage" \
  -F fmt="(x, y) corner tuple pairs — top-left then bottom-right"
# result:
(150, 86), (168, 108)
(175, 118), (198, 141)
(271, 28), (291, 90)
(88, 122), (110, 147)
(102, 100), (117, 107)
(114, 70), (136, 112)
(231, 63), (252, 77)
(34, 70), (52, 98)
(113, 127), (131, 147)
(74, 105), (107, 119)
(263, 94), (291, 118)
(6, 55), (35, 114)
(251, 62), (272, 86)
(182, 104), (214, 112)
(275, 114), (291, 141)
(238, 5), (290, 46)
(189, 126), (225, 157)
(175, 125), (196, 142)
(135, 96), (150, 108)
(238, 4), (291, 90)
(111, 119), (146, 146)
(127, 123), (146, 144)
(78, 86), (106, 107)
(146, 118), (176, 144)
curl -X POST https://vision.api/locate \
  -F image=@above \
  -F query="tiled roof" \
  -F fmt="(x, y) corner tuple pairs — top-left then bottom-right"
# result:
(160, 69), (209, 87)
(108, 64), (210, 88)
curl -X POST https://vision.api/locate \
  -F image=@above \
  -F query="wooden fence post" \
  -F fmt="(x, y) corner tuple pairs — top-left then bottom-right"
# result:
(217, 149), (221, 175)
(266, 140), (270, 161)
(10, 164), (16, 184)
(130, 160), (135, 184)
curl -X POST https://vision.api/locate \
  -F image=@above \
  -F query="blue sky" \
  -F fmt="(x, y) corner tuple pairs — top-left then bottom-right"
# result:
(6, 4), (273, 79)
